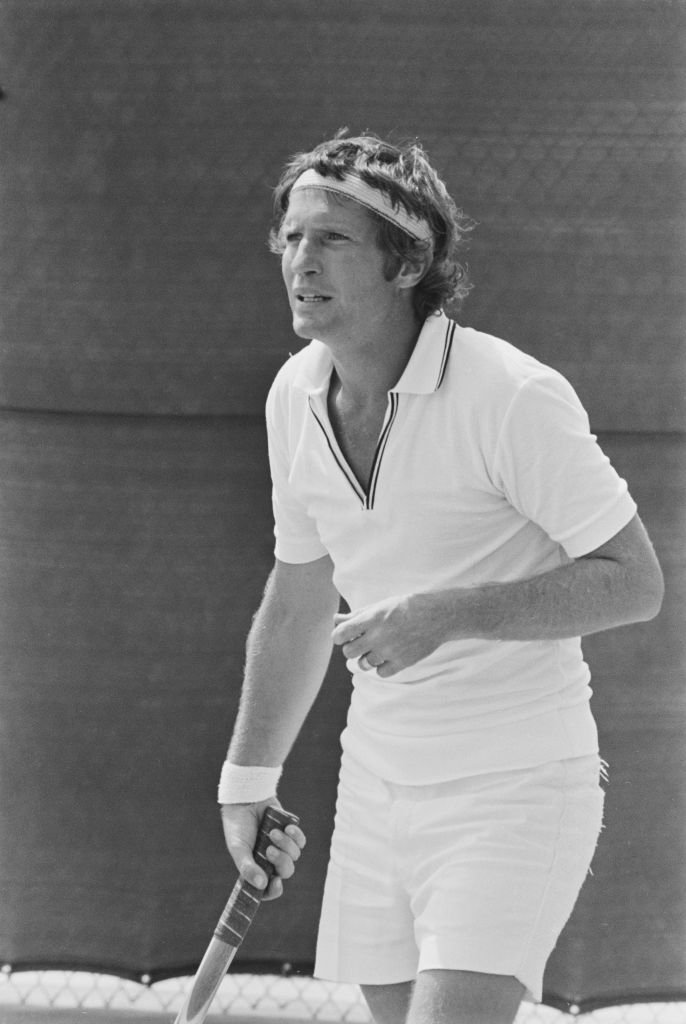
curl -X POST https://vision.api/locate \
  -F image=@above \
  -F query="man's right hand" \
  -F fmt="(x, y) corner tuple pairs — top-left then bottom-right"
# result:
(220, 799), (306, 901)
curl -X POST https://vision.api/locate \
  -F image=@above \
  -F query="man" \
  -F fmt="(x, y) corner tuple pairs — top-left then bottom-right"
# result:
(218, 133), (664, 1024)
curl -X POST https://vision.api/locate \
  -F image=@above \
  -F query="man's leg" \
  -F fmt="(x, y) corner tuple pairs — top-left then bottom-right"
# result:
(360, 971), (523, 1024)
(408, 969), (524, 1024)
(361, 981), (413, 1024)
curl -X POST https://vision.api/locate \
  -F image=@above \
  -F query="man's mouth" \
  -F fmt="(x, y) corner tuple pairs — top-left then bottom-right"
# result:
(295, 294), (330, 304)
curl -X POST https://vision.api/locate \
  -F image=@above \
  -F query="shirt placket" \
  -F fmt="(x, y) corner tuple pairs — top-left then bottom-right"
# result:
(308, 391), (400, 511)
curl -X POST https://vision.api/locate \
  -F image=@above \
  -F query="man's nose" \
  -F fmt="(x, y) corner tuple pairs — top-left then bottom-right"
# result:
(290, 237), (321, 274)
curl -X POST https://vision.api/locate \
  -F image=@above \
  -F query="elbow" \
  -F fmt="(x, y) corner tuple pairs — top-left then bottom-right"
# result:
(647, 578), (666, 622)
(633, 561), (665, 623)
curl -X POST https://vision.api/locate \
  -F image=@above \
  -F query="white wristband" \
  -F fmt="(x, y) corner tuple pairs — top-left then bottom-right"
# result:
(217, 762), (283, 805)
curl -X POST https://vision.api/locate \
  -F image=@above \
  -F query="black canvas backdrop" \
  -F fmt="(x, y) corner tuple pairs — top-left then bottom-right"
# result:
(0, 0), (683, 428)
(0, 0), (684, 1012)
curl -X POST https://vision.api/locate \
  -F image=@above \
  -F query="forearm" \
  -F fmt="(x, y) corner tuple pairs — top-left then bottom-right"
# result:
(440, 515), (663, 643)
(431, 556), (660, 644)
(228, 559), (339, 767)
(228, 611), (332, 766)
(333, 516), (664, 675)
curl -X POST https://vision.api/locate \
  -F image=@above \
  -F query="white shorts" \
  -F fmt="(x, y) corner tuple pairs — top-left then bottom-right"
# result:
(314, 752), (605, 1002)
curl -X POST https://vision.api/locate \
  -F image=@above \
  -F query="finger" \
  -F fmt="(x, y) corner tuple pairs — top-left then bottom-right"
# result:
(284, 823), (307, 851)
(268, 827), (304, 863)
(262, 875), (284, 902)
(236, 846), (269, 889)
(341, 636), (368, 658)
(376, 661), (398, 678)
(265, 841), (296, 881)
(332, 620), (365, 646)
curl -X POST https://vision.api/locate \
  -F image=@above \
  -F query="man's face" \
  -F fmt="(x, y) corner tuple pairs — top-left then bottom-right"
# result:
(279, 188), (402, 344)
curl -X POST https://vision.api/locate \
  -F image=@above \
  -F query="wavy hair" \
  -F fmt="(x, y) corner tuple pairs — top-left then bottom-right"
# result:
(268, 131), (475, 320)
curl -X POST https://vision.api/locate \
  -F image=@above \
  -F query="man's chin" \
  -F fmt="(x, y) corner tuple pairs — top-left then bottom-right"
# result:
(291, 314), (321, 340)
(291, 319), (314, 340)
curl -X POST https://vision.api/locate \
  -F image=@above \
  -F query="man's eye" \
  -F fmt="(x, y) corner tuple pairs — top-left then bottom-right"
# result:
(326, 232), (348, 241)
(284, 232), (302, 244)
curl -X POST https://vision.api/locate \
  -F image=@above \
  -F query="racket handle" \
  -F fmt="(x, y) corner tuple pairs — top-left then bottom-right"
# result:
(214, 806), (300, 947)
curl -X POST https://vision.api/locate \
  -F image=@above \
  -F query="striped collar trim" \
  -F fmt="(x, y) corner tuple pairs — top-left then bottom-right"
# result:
(293, 313), (456, 395)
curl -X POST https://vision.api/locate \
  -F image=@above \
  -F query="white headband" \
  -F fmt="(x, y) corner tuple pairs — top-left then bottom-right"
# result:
(290, 168), (433, 243)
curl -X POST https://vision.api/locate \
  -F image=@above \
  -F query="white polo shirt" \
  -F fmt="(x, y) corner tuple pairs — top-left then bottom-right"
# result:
(266, 313), (636, 783)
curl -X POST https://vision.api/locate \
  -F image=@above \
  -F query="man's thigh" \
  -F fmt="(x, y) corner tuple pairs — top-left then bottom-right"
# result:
(410, 969), (523, 1024)
(361, 980), (413, 1024)
(361, 971), (523, 1024)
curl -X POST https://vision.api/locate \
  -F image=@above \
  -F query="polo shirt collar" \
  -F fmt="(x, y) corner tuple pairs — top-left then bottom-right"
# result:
(393, 312), (455, 394)
(292, 311), (456, 396)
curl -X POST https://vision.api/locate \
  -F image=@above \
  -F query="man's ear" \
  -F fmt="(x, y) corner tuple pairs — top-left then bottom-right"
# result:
(394, 252), (431, 292)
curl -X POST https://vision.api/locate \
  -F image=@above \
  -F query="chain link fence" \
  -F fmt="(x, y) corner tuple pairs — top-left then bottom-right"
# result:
(0, 970), (684, 1023)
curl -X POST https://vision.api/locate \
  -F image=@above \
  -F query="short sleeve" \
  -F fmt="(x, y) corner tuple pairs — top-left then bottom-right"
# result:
(492, 371), (637, 557)
(265, 380), (329, 564)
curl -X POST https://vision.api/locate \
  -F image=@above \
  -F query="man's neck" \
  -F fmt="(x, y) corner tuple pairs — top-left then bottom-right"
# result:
(325, 313), (422, 404)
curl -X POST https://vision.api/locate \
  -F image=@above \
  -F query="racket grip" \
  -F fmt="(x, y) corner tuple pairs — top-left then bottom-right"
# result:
(214, 806), (300, 947)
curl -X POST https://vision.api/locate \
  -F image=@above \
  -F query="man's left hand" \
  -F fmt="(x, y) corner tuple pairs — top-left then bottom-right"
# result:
(331, 593), (450, 678)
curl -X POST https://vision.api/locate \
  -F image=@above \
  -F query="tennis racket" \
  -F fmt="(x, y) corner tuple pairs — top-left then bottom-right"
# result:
(173, 805), (300, 1024)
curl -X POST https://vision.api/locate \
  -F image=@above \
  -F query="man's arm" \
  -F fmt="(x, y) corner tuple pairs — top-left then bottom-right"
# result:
(333, 513), (664, 678)
(221, 554), (340, 894)
(228, 553), (339, 763)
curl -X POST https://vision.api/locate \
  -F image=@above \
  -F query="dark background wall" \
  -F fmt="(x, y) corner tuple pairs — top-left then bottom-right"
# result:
(0, 0), (683, 1012)
(1, 0), (683, 426)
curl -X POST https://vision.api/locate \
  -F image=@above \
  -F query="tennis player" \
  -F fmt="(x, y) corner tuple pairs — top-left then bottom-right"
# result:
(217, 132), (664, 1024)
